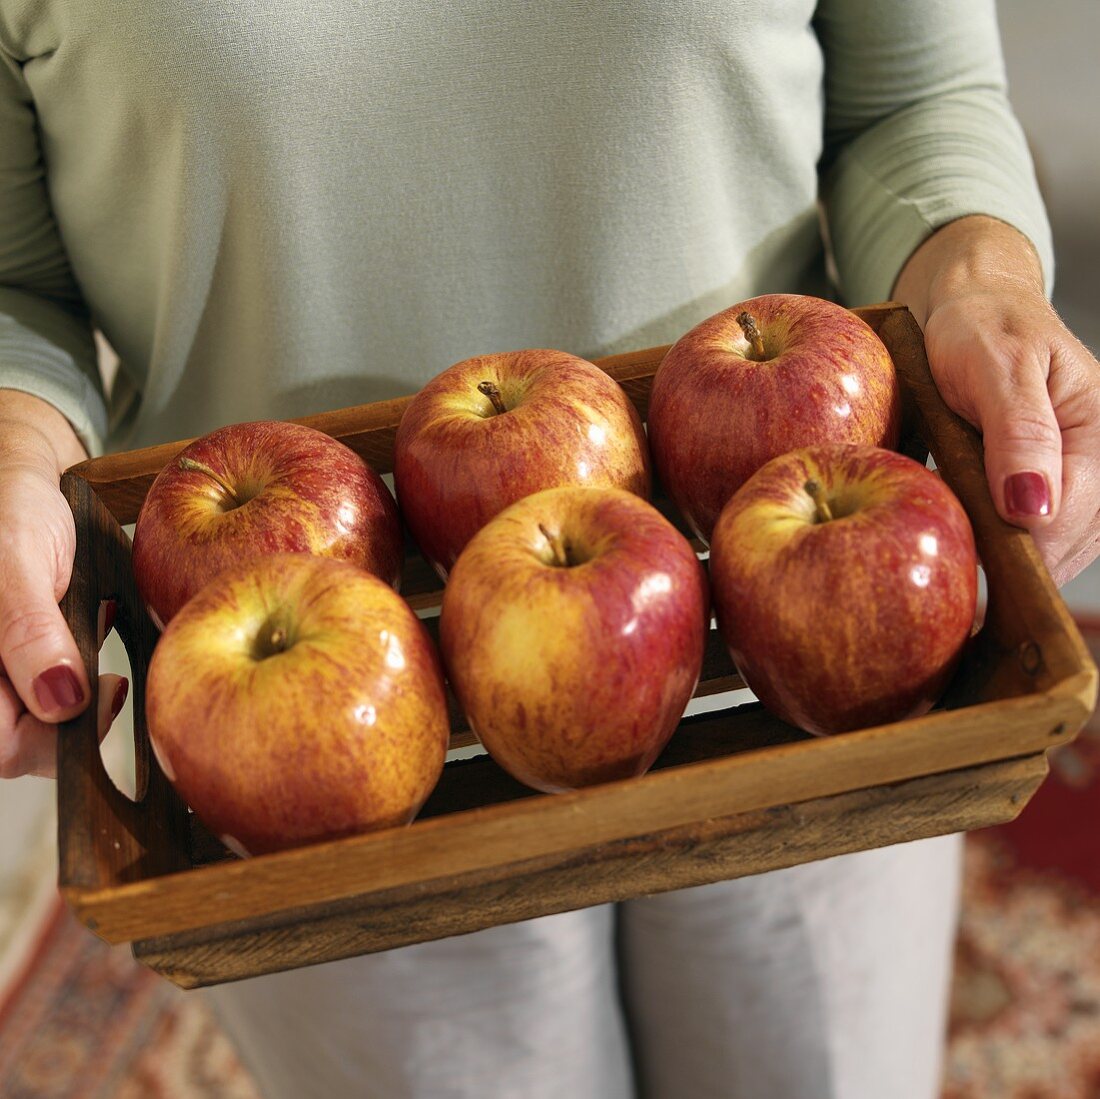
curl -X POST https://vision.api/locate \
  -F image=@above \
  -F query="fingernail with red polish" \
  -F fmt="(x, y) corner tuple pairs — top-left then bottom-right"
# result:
(1004, 472), (1051, 518)
(33, 665), (85, 715)
(110, 677), (129, 723)
(97, 599), (118, 647)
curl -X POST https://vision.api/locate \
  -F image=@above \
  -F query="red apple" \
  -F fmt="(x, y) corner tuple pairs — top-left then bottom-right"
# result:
(132, 420), (402, 626)
(145, 554), (450, 856)
(709, 444), (978, 735)
(439, 485), (708, 792)
(648, 294), (901, 542)
(394, 349), (651, 578)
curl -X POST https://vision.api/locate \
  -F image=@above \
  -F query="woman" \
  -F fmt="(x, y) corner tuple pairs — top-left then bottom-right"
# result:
(1, 1), (1097, 1095)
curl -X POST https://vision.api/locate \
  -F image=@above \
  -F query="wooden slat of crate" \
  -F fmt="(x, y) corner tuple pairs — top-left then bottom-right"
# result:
(132, 752), (1047, 988)
(59, 679), (1087, 947)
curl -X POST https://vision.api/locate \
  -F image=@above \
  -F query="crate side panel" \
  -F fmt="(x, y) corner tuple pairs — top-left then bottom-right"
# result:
(133, 752), (1047, 988)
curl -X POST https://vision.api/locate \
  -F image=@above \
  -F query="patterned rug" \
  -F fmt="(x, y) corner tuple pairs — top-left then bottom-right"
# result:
(942, 615), (1100, 1099)
(2, 629), (1099, 1099)
(0, 901), (259, 1099)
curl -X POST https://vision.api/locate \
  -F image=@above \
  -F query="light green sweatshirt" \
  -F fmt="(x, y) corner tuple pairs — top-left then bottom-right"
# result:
(0, 0), (1051, 457)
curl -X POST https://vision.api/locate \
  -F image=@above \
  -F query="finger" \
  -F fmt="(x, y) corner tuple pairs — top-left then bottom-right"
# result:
(1029, 458), (1100, 586)
(972, 346), (1062, 531)
(1037, 344), (1100, 585)
(1037, 511), (1100, 589)
(98, 599), (118, 650)
(96, 672), (130, 749)
(0, 675), (25, 778)
(0, 547), (89, 723)
(0, 673), (128, 780)
(1058, 535), (1100, 589)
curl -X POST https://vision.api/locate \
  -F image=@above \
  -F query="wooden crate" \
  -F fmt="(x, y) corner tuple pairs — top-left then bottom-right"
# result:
(56, 303), (1097, 989)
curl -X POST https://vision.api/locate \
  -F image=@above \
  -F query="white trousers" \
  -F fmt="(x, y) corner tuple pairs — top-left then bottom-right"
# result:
(203, 833), (962, 1099)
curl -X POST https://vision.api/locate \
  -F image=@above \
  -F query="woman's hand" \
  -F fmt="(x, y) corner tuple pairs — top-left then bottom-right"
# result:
(894, 215), (1100, 586)
(0, 392), (125, 779)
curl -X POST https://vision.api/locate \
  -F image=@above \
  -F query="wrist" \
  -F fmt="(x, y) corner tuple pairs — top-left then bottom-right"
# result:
(892, 215), (1046, 328)
(0, 390), (89, 477)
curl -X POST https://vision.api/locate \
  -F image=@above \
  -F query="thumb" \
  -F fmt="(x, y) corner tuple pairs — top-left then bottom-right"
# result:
(975, 370), (1062, 531)
(0, 549), (90, 723)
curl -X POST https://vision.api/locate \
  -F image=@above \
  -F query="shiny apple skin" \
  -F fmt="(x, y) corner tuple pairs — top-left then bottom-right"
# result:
(709, 444), (977, 736)
(439, 486), (709, 793)
(132, 420), (403, 626)
(648, 294), (901, 543)
(145, 554), (450, 857)
(394, 349), (651, 579)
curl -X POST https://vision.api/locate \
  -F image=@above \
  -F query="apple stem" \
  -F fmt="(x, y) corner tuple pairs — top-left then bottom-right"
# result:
(736, 311), (767, 360)
(803, 480), (834, 523)
(178, 456), (241, 506)
(538, 523), (570, 567)
(477, 381), (508, 416)
(252, 617), (293, 661)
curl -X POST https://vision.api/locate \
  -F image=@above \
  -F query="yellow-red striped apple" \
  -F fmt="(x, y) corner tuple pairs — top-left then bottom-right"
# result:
(133, 420), (402, 626)
(709, 444), (977, 735)
(146, 554), (450, 857)
(648, 294), (901, 542)
(394, 350), (650, 578)
(439, 486), (708, 792)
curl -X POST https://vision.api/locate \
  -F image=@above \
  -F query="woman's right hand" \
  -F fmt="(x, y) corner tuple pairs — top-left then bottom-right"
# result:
(0, 391), (126, 779)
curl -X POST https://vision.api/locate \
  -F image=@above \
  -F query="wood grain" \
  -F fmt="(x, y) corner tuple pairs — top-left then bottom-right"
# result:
(133, 751), (1048, 988)
(57, 473), (192, 892)
(62, 680), (1089, 945)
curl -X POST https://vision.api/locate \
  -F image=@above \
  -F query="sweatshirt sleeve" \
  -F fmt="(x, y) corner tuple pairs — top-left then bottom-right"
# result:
(815, 0), (1054, 307)
(0, 45), (106, 456)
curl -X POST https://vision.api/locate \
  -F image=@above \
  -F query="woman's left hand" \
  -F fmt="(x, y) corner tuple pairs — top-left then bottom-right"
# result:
(894, 215), (1100, 586)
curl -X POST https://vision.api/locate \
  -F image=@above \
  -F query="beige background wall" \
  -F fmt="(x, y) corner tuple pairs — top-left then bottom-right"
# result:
(998, 0), (1100, 612)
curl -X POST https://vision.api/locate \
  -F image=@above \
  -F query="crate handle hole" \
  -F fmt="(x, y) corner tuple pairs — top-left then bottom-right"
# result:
(98, 612), (138, 803)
